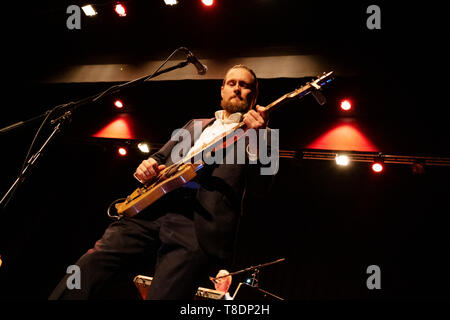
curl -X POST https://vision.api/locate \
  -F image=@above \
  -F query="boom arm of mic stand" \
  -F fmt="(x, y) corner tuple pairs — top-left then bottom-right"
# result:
(0, 112), (50, 135)
(0, 60), (191, 135)
(211, 258), (286, 281)
(0, 59), (191, 211)
(63, 60), (191, 113)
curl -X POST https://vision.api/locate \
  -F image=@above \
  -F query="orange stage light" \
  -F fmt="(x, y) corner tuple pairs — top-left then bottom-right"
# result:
(93, 115), (134, 139)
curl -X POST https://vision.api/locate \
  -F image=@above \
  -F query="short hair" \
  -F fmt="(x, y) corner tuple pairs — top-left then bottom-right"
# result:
(223, 65), (258, 88)
(223, 64), (259, 107)
(216, 269), (232, 284)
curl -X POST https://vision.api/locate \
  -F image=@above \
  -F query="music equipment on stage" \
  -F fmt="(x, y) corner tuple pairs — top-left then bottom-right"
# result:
(211, 258), (286, 300)
(134, 258), (285, 300)
(133, 275), (225, 300)
(112, 72), (334, 218)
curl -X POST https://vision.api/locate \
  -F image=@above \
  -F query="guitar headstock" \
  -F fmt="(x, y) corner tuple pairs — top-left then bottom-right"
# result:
(285, 71), (334, 100)
(264, 71), (335, 112)
(312, 71), (334, 88)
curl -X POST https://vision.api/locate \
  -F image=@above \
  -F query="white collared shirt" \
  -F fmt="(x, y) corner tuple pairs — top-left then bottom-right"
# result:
(186, 110), (243, 159)
(223, 292), (233, 300)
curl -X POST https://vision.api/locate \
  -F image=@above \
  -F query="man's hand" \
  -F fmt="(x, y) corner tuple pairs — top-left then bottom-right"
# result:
(243, 105), (269, 129)
(134, 158), (166, 183)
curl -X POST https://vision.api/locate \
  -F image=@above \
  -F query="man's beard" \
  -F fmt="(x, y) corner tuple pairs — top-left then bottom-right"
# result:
(220, 98), (250, 114)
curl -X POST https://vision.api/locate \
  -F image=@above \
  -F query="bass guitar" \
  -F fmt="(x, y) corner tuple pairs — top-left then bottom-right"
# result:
(111, 71), (334, 218)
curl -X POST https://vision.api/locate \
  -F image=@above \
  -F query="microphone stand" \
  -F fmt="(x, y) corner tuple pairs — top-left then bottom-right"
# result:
(0, 113), (48, 135)
(210, 258), (286, 300)
(211, 258), (286, 283)
(0, 54), (191, 210)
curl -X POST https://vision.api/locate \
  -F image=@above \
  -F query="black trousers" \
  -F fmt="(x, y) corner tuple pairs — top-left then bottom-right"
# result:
(49, 194), (211, 300)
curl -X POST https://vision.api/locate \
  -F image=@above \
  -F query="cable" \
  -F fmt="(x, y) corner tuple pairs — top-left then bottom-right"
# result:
(107, 198), (127, 220)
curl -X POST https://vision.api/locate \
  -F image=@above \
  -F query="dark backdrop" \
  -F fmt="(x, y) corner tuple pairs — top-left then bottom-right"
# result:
(0, 1), (449, 300)
(0, 76), (449, 300)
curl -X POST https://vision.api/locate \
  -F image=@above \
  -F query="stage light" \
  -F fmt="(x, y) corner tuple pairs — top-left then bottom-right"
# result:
(114, 3), (127, 17)
(340, 99), (352, 111)
(93, 115), (135, 139)
(138, 142), (150, 153)
(335, 154), (350, 166)
(201, 0), (214, 7)
(371, 162), (384, 173)
(164, 0), (178, 5)
(81, 4), (97, 16)
(307, 122), (378, 152)
(114, 99), (124, 109)
(370, 154), (384, 173)
(118, 147), (127, 156)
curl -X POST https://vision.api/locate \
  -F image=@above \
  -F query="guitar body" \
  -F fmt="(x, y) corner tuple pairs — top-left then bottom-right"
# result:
(115, 163), (202, 218)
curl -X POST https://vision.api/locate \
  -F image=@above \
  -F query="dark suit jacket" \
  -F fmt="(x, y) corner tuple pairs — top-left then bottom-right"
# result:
(149, 118), (273, 260)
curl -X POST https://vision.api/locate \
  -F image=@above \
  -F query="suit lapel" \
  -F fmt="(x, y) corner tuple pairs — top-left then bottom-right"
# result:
(187, 118), (215, 147)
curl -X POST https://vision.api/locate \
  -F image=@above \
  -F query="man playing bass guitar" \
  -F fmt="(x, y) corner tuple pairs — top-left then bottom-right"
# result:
(49, 64), (275, 299)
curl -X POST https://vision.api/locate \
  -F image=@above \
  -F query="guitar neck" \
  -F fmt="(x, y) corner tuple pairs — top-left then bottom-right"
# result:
(177, 72), (333, 165)
(264, 82), (315, 114)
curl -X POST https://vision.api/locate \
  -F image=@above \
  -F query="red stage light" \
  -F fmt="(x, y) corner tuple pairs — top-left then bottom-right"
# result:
(307, 122), (378, 152)
(201, 0), (214, 7)
(340, 99), (352, 111)
(118, 147), (127, 156)
(114, 99), (124, 109)
(93, 115), (135, 139)
(114, 3), (127, 17)
(371, 162), (384, 173)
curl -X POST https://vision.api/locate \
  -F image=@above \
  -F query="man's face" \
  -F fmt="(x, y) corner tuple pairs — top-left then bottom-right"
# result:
(220, 68), (256, 114)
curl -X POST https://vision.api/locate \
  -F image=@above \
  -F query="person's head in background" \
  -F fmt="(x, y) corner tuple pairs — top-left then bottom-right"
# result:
(214, 269), (232, 293)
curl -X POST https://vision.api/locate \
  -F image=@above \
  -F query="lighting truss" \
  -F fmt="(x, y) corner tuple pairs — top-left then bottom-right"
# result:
(279, 150), (450, 167)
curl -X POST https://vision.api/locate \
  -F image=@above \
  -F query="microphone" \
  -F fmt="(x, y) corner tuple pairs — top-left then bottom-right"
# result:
(179, 47), (207, 75)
